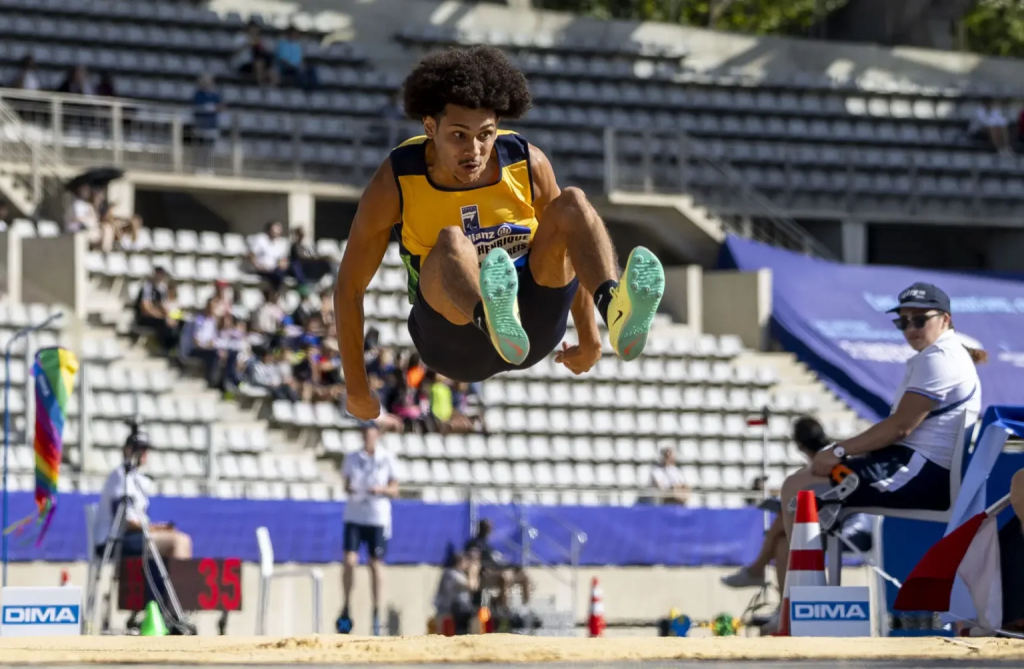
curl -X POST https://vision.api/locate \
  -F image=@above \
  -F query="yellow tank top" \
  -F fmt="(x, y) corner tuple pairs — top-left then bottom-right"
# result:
(390, 131), (538, 303)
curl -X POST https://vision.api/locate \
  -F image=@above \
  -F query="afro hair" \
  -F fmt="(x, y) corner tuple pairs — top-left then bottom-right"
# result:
(402, 45), (532, 121)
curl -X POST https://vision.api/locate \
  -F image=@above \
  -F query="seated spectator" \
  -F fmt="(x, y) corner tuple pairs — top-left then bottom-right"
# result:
(9, 55), (41, 91)
(970, 98), (1012, 155)
(245, 346), (298, 400)
(434, 551), (480, 635)
(649, 446), (688, 505)
(250, 287), (289, 339)
(465, 519), (531, 608)
(212, 280), (234, 319)
(189, 299), (224, 389)
(134, 267), (177, 352)
(289, 227), (332, 287)
(231, 20), (273, 86)
(247, 221), (291, 288)
(405, 351), (426, 390)
(58, 65), (95, 96)
(95, 188), (144, 252)
(216, 314), (248, 395)
(192, 75), (224, 172)
(385, 369), (427, 433)
(65, 184), (100, 240)
(452, 381), (484, 433)
(273, 26), (318, 90)
(317, 338), (345, 401)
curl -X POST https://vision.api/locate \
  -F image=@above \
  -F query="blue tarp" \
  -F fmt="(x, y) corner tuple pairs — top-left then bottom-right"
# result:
(0, 494), (767, 567)
(719, 235), (1024, 421)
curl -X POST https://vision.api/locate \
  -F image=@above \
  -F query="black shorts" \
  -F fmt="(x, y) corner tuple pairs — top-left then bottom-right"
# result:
(408, 256), (579, 383)
(841, 444), (950, 511)
(343, 522), (387, 560)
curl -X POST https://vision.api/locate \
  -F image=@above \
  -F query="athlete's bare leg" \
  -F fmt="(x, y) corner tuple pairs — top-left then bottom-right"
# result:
(419, 226), (482, 326)
(529, 187), (618, 291)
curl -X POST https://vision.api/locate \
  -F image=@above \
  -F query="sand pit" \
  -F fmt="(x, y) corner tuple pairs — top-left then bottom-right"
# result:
(0, 634), (1022, 664)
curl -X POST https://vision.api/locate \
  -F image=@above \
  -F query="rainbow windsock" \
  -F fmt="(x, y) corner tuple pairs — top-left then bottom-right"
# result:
(4, 347), (78, 546)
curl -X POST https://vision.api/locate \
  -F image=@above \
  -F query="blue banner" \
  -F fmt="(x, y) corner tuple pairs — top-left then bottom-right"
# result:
(720, 235), (1024, 420)
(0, 493), (768, 567)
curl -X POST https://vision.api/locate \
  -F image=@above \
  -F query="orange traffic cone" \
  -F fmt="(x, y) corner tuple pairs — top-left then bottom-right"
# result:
(588, 577), (605, 637)
(774, 490), (826, 636)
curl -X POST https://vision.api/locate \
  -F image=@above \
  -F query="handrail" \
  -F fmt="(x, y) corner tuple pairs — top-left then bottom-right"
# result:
(0, 99), (68, 214)
(695, 148), (838, 259)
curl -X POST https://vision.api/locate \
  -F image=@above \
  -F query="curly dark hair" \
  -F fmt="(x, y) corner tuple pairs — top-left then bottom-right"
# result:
(402, 45), (532, 120)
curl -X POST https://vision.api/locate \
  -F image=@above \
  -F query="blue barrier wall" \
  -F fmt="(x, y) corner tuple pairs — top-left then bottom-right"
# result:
(2, 493), (768, 566)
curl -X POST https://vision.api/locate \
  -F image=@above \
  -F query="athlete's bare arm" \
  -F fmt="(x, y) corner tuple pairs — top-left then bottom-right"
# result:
(335, 158), (401, 420)
(529, 144), (602, 373)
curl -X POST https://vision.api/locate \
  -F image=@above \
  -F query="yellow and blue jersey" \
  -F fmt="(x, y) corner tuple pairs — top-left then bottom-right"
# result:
(389, 130), (538, 303)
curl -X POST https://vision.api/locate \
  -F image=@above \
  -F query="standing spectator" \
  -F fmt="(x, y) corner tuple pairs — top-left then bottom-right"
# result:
(58, 65), (95, 96)
(192, 75), (224, 172)
(273, 25), (318, 90)
(247, 221), (290, 288)
(96, 71), (117, 97)
(8, 55), (41, 91)
(969, 98), (1012, 155)
(231, 20), (273, 86)
(338, 424), (399, 637)
(649, 446), (689, 505)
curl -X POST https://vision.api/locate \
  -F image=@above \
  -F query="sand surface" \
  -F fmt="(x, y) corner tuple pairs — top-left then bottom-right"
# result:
(0, 634), (1022, 664)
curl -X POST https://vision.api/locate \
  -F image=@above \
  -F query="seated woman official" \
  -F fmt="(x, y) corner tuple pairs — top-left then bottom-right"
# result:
(781, 283), (985, 543)
(95, 432), (193, 614)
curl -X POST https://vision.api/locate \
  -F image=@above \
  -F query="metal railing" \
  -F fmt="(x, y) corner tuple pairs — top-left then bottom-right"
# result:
(0, 88), (415, 185)
(0, 87), (832, 253)
(0, 98), (68, 215)
(603, 127), (835, 259)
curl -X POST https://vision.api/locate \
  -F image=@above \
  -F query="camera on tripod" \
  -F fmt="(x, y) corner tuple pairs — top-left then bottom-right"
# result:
(123, 416), (151, 471)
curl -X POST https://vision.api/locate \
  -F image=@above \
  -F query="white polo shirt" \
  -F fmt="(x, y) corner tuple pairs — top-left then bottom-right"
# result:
(891, 329), (981, 469)
(95, 466), (152, 547)
(342, 448), (398, 532)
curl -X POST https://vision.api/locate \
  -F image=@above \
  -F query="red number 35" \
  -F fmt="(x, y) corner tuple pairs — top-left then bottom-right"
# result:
(198, 558), (241, 611)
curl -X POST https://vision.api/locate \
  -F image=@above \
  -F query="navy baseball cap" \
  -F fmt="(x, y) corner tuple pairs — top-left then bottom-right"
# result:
(887, 282), (951, 314)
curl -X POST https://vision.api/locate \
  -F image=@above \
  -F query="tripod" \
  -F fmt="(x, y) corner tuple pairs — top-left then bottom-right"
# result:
(84, 463), (189, 635)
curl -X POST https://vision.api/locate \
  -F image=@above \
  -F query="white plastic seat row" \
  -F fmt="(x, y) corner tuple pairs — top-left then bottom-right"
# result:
(217, 453), (319, 482)
(85, 365), (172, 393)
(91, 252), (261, 285)
(85, 392), (217, 423)
(87, 420), (214, 452)
(481, 379), (785, 412)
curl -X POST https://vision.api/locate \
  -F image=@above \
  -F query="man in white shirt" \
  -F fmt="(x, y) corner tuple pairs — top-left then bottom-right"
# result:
(337, 424), (399, 636)
(649, 447), (688, 505)
(248, 221), (291, 288)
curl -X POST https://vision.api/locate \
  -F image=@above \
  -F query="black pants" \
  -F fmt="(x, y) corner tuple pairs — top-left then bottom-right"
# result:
(96, 530), (167, 608)
(408, 256), (579, 382)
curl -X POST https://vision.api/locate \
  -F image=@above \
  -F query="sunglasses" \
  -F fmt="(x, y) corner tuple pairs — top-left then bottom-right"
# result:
(892, 312), (941, 331)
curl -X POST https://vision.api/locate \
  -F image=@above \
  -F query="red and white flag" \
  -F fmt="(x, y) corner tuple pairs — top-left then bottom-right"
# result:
(894, 493), (1009, 630)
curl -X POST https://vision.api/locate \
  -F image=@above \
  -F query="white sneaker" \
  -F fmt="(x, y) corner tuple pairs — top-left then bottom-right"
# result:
(721, 566), (767, 588)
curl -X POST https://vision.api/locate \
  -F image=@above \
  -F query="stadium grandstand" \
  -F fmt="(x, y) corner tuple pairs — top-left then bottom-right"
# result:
(0, 0), (1022, 639)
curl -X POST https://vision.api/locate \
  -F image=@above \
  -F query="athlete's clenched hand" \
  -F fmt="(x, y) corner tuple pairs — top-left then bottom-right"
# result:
(346, 390), (382, 421)
(554, 340), (601, 375)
